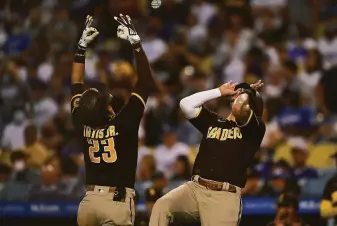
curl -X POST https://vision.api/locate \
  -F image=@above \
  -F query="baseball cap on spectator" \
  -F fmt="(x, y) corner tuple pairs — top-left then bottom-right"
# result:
(145, 187), (163, 203)
(288, 137), (309, 153)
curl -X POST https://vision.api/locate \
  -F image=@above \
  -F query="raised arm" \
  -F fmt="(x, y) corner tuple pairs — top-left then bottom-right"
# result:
(72, 16), (99, 84)
(114, 14), (156, 102)
(180, 81), (238, 119)
(70, 16), (99, 128)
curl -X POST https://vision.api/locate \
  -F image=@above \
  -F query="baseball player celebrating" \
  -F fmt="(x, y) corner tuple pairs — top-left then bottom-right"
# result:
(72, 15), (156, 226)
(149, 81), (266, 225)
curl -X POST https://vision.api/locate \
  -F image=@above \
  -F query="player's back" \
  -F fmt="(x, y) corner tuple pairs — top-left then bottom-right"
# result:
(79, 119), (139, 188)
(71, 83), (146, 189)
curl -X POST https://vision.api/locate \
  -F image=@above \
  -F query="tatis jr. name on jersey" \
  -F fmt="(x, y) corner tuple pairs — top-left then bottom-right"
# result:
(207, 126), (242, 140)
(83, 125), (118, 139)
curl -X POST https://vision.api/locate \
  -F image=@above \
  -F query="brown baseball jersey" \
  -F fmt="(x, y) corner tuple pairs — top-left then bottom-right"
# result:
(71, 83), (146, 188)
(190, 106), (266, 188)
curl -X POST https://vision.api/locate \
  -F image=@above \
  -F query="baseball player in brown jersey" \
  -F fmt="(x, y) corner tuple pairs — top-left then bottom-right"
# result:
(71, 15), (156, 226)
(149, 81), (266, 226)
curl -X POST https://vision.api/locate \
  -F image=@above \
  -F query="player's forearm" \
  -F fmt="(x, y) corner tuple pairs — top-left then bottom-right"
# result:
(321, 200), (337, 218)
(132, 42), (156, 91)
(180, 88), (221, 119)
(231, 93), (252, 125)
(71, 47), (86, 84)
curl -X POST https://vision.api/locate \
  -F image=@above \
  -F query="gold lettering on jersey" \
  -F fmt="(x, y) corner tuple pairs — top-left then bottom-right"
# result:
(234, 127), (242, 139)
(83, 125), (118, 139)
(106, 126), (116, 137)
(220, 129), (228, 140)
(207, 127), (218, 139)
(207, 127), (242, 141)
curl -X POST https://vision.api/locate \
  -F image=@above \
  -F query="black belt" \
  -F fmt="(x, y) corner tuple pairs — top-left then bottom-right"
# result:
(86, 185), (117, 193)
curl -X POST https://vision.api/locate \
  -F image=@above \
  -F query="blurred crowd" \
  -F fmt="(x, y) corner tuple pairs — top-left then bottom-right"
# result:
(0, 0), (337, 206)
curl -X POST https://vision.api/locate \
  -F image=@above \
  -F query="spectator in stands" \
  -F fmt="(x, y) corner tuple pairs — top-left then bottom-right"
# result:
(318, 21), (337, 69)
(29, 162), (69, 201)
(155, 125), (189, 179)
(172, 155), (191, 181)
(135, 188), (163, 226)
(141, 25), (168, 64)
(0, 58), (30, 125)
(267, 193), (311, 226)
(0, 164), (11, 193)
(282, 60), (301, 92)
(152, 172), (168, 192)
(45, 7), (77, 54)
(290, 138), (318, 180)
(2, 18), (32, 56)
(277, 89), (316, 136)
(1, 108), (28, 150)
(298, 49), (323, 104)
(28, 79), (58, 127)
(40, 120), (63, 152)
(316, 65), (337, 116)
(242, 168), (263, 197)
(9, 150), (39, 183)
(261, 161), (299, 197)
(0, 151), (39, 201)
(191, 0), (217, 26)
(59, 157), (84, 200)
(137, 155), (156, 181)
(21, 124), (50, 169)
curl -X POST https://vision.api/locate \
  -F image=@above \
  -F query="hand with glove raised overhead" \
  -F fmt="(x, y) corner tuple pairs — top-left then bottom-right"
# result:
(114, 14), (140, 45)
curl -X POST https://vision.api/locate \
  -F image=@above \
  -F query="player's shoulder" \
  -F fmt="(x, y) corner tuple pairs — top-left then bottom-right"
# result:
(130, 92), (146, 107)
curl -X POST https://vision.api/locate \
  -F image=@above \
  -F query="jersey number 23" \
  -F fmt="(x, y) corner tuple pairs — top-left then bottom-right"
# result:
(87, 138), (117, 163)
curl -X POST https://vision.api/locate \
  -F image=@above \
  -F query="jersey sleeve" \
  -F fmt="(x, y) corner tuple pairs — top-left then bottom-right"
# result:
(238, 111), (266, 146)
(70, 83), (85, 128)
(189, 106), (218, 133)
(113, 92), (146, 130)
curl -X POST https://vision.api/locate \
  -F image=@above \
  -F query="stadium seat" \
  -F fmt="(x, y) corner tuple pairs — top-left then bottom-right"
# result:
(307, 143), (337, 169)
(273, 143), (294, 165)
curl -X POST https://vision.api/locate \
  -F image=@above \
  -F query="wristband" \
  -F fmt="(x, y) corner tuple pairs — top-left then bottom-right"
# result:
(74, 46), (86, 63)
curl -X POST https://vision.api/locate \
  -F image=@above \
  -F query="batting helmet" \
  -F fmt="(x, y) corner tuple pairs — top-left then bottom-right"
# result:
(77, 88), (113, 127)
(234, 83), (264, 117)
